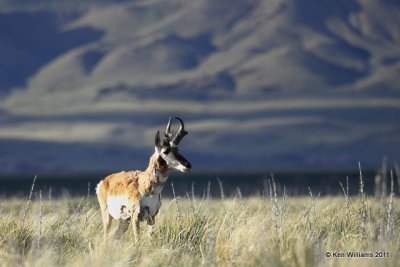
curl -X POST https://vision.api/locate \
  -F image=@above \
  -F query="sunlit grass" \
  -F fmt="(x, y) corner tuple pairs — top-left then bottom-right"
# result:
(0, 190), (399, 266)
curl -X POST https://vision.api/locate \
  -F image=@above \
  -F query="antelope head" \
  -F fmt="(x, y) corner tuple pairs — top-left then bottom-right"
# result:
(154, 117), (192, 172)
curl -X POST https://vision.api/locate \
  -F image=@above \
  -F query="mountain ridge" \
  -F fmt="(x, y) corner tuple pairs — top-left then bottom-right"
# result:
(0, 0), (399, 173)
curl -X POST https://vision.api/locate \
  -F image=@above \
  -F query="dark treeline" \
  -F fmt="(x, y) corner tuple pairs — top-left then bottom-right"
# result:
(1, 168), (396, 199)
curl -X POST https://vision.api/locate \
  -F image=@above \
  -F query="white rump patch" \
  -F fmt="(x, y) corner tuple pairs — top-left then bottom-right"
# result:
(95, 181), (102, 195)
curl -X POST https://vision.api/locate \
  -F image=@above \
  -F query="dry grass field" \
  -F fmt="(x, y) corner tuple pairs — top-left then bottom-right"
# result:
(0, 178), (398, 267)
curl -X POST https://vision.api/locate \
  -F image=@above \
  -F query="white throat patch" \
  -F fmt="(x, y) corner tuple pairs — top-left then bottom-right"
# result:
(152, 168), (168, 185)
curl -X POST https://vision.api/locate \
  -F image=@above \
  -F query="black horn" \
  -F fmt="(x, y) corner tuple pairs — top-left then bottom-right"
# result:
(163, 116), (172, 146)
(171, 117), (188, 146)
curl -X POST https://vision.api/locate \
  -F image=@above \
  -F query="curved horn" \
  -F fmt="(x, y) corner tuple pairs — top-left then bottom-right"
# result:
(165, 116), (172, 137)
(163, 116), (172, 146)
(171, 117), (188, 146)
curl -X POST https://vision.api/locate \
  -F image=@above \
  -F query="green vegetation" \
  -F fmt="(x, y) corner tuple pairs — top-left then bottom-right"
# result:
(0, 187), (398, 266)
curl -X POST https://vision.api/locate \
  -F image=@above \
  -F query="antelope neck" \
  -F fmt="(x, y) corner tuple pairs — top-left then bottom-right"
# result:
(152, 168), (168, 185)
(147, 153), (169, 186)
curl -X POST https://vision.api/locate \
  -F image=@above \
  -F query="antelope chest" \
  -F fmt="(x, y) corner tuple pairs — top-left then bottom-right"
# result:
(139, 193), (162, 219)
(136, 173), (167, 220)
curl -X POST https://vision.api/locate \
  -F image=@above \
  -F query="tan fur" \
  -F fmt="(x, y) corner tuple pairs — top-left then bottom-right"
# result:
(96, 153), (168, 241)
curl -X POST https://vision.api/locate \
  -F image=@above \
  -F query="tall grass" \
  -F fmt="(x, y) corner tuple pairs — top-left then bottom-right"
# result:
(0, 181), (399, 267)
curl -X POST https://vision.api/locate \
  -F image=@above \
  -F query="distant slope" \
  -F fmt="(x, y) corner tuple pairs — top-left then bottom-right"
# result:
(0, 0), (399, 173)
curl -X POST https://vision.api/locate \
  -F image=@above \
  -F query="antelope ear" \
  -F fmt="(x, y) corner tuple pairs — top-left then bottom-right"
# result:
(155, 130), (162, 152)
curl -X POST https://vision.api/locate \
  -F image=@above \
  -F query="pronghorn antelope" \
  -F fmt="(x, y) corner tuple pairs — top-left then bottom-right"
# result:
(96, 117), (191, 241)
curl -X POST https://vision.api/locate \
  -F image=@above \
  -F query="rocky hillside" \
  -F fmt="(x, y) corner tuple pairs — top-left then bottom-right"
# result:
(0, 0), (399, 173)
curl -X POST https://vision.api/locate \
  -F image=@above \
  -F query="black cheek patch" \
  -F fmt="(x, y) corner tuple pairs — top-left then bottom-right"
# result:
(158, 155), (167, 166)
